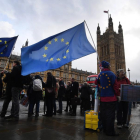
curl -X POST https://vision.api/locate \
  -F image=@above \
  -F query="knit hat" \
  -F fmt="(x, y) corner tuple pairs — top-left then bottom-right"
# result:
(101, 61), (110, 68)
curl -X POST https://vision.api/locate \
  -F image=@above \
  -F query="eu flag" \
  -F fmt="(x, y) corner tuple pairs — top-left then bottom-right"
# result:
(0, 36), (18, 57)
(21, 22), (96, 76)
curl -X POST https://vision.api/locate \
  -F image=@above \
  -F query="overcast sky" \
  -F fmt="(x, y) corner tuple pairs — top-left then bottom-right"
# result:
(0, 0), (140, 82)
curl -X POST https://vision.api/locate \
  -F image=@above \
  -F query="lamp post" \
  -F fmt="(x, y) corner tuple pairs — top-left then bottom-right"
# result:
(127, 68), (130, 81)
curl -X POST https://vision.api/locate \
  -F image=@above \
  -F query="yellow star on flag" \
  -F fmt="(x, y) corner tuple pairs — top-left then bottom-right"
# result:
(5, 41), (7, 44)
(61, 38), (64, 42)
(66, 42), (69, 45)
(42, 54), (47, 57)
(0, 40), (2, 42)
(1, 52), (3, 54)
(66, 49), (69, 53)
(63, 56), (66, 59)
(6, 45), (8, 47)
(48, 41), (52, 44)
(57, 58), (61, 61)
(46, 59), (49, 62)
(50, 58), (53, 61)
(54, 38), (58, 42)
(44, 46), (48, 50)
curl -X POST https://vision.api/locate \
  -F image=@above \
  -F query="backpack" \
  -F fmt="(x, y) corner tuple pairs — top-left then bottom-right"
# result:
(33, 79), (42, 91)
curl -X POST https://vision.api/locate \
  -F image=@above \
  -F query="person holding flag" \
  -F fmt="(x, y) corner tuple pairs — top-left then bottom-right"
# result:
(0, 36), (18, 119)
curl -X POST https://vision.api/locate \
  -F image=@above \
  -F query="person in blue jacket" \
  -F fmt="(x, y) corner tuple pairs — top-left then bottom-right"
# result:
(96, 61), (119, 136)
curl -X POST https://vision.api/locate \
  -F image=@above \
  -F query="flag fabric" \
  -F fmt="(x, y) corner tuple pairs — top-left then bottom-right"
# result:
(21, 22), (96, 76)
(104, 11), (108, 13)
(0, 36), (18, 57)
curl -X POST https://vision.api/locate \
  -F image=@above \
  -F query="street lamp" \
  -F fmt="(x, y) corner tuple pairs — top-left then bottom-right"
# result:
(127, 68), (130, 80)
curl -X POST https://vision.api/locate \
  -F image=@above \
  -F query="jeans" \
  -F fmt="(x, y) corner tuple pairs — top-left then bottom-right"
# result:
(11, 87), (22, 118)
(28, 99), (40, 114)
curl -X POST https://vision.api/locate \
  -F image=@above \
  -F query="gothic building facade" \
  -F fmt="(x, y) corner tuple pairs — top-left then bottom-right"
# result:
(97, 15), (126, 74)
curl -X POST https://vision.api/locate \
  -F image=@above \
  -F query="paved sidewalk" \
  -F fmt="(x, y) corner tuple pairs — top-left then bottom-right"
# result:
(0, 101), (140, 140)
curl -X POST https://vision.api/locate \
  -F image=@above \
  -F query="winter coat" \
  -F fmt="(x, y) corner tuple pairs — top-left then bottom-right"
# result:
(70, 81), (79, 98)
(10, 65), (23, 88)
(45, 74), (56, 98)
(27, 75), (44, 101)
(97, 68), (119, 102)
(58, 80), (65, 97)
(65, 85), (71, 99)
(81, 84), (92, 100)
(116, 76), (131, 96)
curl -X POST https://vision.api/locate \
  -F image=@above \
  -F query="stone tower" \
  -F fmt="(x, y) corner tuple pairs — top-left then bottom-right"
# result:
(97, 15), (126, 74)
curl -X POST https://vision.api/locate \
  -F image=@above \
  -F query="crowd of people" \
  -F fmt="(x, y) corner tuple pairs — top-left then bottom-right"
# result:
(0, 60), (88, 119)
(0, 60), (133, 137)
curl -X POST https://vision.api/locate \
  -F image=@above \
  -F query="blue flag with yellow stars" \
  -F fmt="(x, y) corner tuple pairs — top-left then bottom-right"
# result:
(21, 22), (96, 76)
(0, 36), (18, 57)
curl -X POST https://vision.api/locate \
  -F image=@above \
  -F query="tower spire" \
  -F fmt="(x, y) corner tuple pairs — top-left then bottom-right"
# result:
(108, 14), (113, 30)
(97, 23), (100, 35)
(118, 22), (123, 33)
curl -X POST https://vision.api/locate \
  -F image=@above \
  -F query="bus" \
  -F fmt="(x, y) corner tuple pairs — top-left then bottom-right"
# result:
(86, 75), (98, 91)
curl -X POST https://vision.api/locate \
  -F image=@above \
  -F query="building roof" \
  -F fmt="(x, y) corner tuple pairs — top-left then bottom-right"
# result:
(71, 68), (95, 75)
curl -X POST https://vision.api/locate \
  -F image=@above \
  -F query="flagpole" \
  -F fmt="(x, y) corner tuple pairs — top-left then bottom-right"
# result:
(108, 10), (109, 20)
(84, 20), (100, 63)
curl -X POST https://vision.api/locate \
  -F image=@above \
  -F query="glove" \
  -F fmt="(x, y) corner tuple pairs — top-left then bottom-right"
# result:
(117, 96), (121, 102)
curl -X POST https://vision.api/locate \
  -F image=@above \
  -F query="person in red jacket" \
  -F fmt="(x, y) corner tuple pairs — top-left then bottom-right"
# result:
(116, 69), (131, 129)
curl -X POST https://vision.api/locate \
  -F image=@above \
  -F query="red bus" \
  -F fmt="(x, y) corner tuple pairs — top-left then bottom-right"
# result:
(86, 75), (98, 91)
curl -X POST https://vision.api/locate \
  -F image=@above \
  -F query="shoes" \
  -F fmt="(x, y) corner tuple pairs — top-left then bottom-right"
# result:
(0, 114), (5, 118)
(56, 110), (62, 114)
(53, 112), (56, 115)
(106, 132), (119, 136)
(117, 125), (122, 129)
(70, 113), (76, 116)
(124, 124), (129, 128)
(64, 109), (68, 112)
(28, 113), (33, 117)
(5, 116), (19, 121)
(35, 114), (39, 117)
(4, 115), (13, 119)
